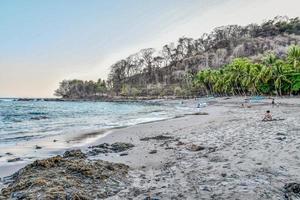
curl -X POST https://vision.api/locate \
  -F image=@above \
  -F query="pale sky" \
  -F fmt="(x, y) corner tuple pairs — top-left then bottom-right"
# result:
(0, 0), (299, 98)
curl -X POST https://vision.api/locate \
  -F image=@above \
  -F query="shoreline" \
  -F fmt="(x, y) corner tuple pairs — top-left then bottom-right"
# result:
(0, 105), (200, 179)
(1, 97), (300, 199)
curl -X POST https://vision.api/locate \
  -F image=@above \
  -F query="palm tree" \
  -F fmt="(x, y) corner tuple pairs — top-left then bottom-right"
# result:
(272, 62), (292, 96)
(288, 45), (300, 70)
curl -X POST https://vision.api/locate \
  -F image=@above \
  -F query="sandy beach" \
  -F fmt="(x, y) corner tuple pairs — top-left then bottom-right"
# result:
(1, 97), (300, 199)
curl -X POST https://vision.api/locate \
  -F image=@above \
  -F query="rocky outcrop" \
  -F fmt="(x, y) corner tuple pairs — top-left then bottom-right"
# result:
(0, 150), (129, 199)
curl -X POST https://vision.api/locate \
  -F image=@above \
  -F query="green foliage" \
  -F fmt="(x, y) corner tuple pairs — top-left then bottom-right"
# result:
(54, 79), (107, 98)
(194, 45), (300, 96)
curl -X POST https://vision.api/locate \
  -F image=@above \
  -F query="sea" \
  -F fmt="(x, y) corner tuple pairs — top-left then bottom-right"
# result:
(0, 99), (196, 171)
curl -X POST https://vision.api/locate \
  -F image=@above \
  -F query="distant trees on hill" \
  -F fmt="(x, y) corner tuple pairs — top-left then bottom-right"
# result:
(106, 16), (300, 96)
(54, 79), (107, 99)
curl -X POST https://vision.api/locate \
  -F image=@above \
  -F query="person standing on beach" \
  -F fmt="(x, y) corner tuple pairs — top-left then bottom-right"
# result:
(272, 99), (275, 107)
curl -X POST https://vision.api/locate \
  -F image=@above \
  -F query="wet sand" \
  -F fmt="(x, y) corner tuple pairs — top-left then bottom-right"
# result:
(1, 97), (300, 199)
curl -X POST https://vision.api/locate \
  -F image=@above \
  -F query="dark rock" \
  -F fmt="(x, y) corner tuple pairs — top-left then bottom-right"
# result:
(276, 133), (286, 136)
(140, 135), (173, 141)
(88, 142), (134, 156)
(53, 139), (58, 142)
(120, 152), (129, 156)
(35, 145), (42, 149)
(5, 152), (13, 156)
(149, 150), (157, 154)
(7, 158), (21, 162)
(284, 182), (300, 198)
(63, 149), (87, 159)
(221, 173), (227, 177)
(276, 137), (286, 141)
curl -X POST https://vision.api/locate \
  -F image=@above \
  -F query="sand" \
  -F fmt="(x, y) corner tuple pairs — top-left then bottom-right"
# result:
(95, 97), (300, 199)
(1, 97), (300, 199)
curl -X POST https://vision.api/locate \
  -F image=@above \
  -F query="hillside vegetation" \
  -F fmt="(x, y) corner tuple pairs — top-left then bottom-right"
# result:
(55, 16), (300, 98)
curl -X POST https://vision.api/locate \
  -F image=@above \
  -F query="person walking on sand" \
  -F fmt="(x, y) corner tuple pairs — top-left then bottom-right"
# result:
(272, 98), (275, 107)
(262, 110), (272, 121)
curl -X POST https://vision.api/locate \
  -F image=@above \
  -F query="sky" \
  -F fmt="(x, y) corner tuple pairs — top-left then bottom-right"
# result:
(0, 0), (299, 98)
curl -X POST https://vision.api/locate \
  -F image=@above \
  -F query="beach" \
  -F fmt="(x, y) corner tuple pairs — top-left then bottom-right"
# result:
(1, 97), (300, 199)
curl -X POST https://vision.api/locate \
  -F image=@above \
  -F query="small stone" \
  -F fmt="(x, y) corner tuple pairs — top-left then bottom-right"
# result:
(276, 137), (286, 141)
(35, 145), (42, 149)
(221, 173), (227, 177)
(149, 150), (157, 154)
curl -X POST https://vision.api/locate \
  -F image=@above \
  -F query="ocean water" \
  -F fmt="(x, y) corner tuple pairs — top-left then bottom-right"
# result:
(0, 99), (193, 148)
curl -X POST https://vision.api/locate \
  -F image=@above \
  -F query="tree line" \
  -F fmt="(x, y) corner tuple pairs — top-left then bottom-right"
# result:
(194, 45), (300, 96)
(54, 79), (107, 99)
(55, 17), (300, 98)
(107, 16), (300, 95)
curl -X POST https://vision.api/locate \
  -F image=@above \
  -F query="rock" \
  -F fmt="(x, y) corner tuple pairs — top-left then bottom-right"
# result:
(221, 173), (227, 177)
(5, 152), (13, 156)
(276, 132), (286, 136)
(276, 137), (286, 141)
(120, 152), (128, 156)
(63, 149), (87, 159)
(187, 144), (205, 151)
(7, 158), (21, 162)
(53, 139), (58, 142)
(111, 142), (134, 152)
(284, 182), (300, 197)
(149, 150), (157, 154)
(0, 150), (129, 199)
(140, 135), (173, 141)
(88, 142), (134, 156)
(35, 145), (42, 149)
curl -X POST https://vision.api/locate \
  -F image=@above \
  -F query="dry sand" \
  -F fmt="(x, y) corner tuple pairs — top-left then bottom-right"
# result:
(94, 97), (300, 199)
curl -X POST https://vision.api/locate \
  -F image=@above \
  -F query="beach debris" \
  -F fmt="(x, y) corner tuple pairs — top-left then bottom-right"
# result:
(35, 145), (42, 149)
(284, 182), (300, 199)
(187, 144), (205, 152)
(0, 150), (129, 199)
(88, 142), (134, 156)
(7, 158), (22, 163)
(140, 135), (173, 141)
(149, 150), (157, 154)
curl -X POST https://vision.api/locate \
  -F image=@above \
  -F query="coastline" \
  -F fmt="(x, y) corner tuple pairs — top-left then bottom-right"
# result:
(1, 97), (300, 199)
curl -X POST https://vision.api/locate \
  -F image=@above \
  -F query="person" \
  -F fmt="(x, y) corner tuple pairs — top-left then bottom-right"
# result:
(272, 99), (275, 107)
(262, 110), (273, 121)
